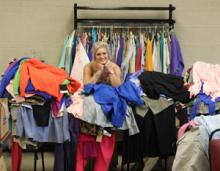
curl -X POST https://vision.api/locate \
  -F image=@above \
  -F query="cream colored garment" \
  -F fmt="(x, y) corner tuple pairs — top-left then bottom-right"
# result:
(121, 34), (135, 81)
(135, 96), (174, 117)
(143, 157), (159, 171)
(163, 37), (170, 73)
(128, 33), (136, 73)
(172, 127), (210, 171)
(70, 40), (90, 84)
(152, 34), (161, 72)
(0, 156), (7, 171)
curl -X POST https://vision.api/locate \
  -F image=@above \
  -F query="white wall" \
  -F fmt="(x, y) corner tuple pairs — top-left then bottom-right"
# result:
(0, 0), (220, 75)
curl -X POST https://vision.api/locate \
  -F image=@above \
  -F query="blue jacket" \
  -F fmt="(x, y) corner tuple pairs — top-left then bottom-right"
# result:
(84, 81), (144, 127)
(190, 93), (220, 120)
(0, 57), (29, 97)
(25, 79), (52, 100)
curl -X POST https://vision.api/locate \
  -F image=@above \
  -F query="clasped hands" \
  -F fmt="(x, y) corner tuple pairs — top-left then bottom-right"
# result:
(91, 60), (114, 83)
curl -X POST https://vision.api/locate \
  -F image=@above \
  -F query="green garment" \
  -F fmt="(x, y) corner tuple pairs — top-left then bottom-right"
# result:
(13, 60), (27, 96)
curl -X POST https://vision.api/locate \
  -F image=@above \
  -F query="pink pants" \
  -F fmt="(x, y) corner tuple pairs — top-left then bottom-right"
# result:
(76, 133), (116, 171)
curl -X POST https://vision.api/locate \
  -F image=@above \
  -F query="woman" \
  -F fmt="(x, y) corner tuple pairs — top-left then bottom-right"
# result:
(83, 41), (122, 87)
(76, 41), (121, 171)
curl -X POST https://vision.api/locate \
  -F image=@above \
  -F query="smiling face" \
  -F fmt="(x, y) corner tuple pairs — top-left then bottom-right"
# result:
(94, 47), (109, 65)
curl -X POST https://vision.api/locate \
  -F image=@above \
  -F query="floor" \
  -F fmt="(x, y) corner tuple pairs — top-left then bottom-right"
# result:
(3, 151), (173, 171)
(4, 151), (54, 171)
(3, 151), (123, 171)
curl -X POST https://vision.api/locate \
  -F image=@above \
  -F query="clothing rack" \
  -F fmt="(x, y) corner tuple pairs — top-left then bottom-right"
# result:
(73, 3), (176, 29)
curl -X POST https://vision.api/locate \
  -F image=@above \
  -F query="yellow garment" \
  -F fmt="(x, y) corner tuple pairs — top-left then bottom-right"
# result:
(145, 38), (153, 71)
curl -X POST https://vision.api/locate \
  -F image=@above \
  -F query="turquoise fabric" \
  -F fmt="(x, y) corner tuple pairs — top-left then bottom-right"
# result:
(58, 36), (69, 69)
(160, 33), (164, 72)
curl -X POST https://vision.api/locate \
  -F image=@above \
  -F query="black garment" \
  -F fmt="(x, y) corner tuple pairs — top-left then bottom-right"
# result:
(138, 71), (190, 103)
(122, 105), (176, 164)
(32, 100), (51, 126)
(153, 106), (176, 157)
(2, 89), (13, 98)
(27, 94), (47, 104)
(53, 114), (80, 171)
(176, 107), (188, 126)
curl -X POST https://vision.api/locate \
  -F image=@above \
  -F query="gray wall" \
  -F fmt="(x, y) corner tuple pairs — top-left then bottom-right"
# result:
(0, 0), (220, 75)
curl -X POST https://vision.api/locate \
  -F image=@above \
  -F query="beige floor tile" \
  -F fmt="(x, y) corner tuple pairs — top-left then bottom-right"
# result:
(4, 152), (54, 171)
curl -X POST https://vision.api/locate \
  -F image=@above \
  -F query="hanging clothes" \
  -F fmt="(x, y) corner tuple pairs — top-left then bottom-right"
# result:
(170, 33), (184, 76)
(128, 32), (136, 74)
(135, 33), (142, 71)
(145, 37), (153, 71)
(140, 33), (145, 70)
(116, 36), (124, 67)
(163, 36), (170, 73)
(70, 40), (90, 84)
(58, 26), (184, 81)
(152, 34), (161, 72)
(159, 32), (164, 72)
(121, 33), (136, 81)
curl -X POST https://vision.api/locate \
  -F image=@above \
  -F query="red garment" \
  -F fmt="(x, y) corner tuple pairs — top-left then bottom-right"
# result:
(67, 77), (81, 94)
(76, 133), (116, 171)
(135, 41), (142, 71)
(19, 58), (68, 101)
(11, 142), (22, 171)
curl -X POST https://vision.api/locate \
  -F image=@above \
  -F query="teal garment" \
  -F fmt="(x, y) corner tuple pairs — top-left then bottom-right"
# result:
(68, 36), (75, 74)
(91, 27), (97, 44)
(58, 36), (69, 69)
(135, 34), (139, 60)
(67, 32), (75, 74)
(13, 60), (27, 96)
(66, 32), (76, 74)
(160, 33), (164, 72)
(69, 35), (78, 74)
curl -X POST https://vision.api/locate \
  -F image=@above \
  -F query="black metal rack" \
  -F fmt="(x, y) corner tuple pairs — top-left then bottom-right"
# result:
(73, 3), (176, 29)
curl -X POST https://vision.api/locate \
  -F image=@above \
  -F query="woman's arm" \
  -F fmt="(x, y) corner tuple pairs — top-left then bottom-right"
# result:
(83, 63), (103, 85)
(108, 63), (122, 87)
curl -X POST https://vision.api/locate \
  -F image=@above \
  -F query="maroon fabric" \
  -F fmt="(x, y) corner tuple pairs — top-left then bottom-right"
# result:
(135, 44), (142, 71)
(11, 142), (22, 171)
(210, 139), (220, 171)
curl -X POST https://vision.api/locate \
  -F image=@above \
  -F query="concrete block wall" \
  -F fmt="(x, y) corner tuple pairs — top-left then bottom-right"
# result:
(0, 0), (220, 74)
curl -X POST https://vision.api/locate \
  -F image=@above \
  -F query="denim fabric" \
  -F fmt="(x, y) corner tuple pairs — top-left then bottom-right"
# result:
(15, 105), (70, 143)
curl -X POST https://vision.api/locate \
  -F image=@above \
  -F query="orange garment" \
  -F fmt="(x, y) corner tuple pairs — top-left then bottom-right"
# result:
(19, 58), (68, 101)
(145, 38), (153, 71)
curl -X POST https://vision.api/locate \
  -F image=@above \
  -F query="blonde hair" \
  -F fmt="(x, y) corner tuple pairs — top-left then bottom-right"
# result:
(92, 41), (110, 60)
